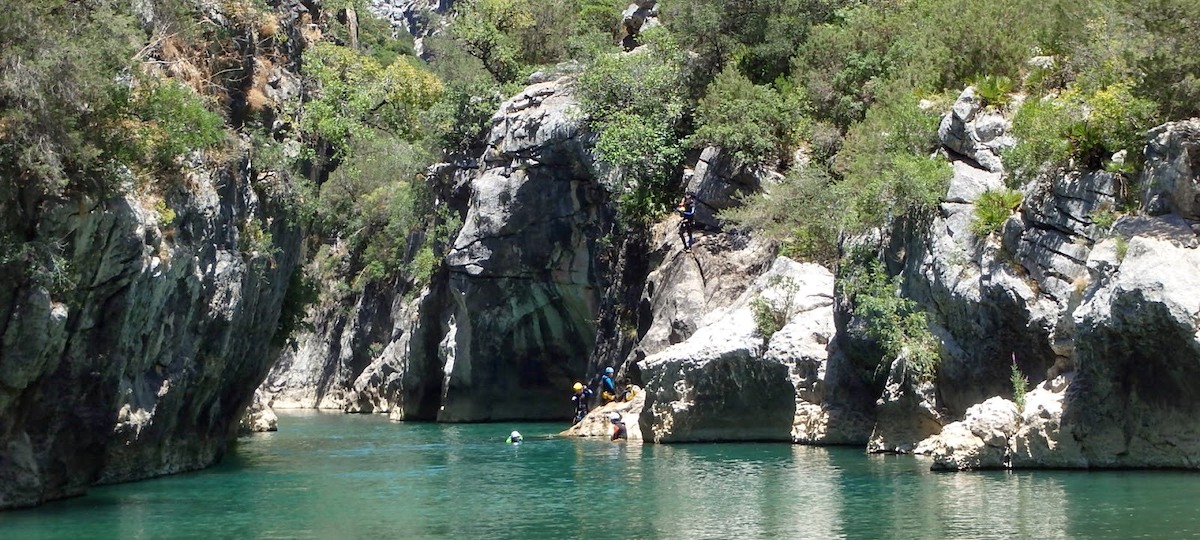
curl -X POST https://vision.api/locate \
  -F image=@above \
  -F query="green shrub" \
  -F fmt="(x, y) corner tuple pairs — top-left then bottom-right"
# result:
(1006, 82), (1158, 183)
(1003, 96), (1072, 184)
(971, 189), (1023, 237)
(973, 75), (1015, 106)
(577, 32), (687, 224)
(839, 259), (940, 383)
(688, 66), (807, 166)
(593, 112), (684, 224)
(833, 90), (952, 234)
(721, 166), (841, 265)
(751, 296), (785, 339)
(750, 276), (802, 340)
(1010, 356), (1028, 411)
(130, 80), (229, 169)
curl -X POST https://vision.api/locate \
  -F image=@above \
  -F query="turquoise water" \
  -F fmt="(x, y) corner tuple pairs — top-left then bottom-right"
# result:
(3, 411), (1200, 539)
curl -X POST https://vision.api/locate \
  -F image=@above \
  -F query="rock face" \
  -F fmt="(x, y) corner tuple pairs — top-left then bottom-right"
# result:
(639, 257), (834, 442)
(937, 86), (1015, 173)
(269, 75), (616, 422)
(434, 77), (614, 421)
(265, 274), (396, 409)
(239, 389), (280, 434)
(0, 165), (301, 509)
(895, 103), (1200, 468)
(1140, 119), (1200, 219)
(924, 397), (1019, 470)
(368, 0), (456, 51)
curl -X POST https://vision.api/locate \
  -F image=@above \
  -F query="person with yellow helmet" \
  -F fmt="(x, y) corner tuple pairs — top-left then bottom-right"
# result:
(571, 381), (593, 424)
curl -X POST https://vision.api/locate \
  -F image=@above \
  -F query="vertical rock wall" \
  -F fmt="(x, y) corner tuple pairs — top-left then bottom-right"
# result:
(0, 164), (301, 509)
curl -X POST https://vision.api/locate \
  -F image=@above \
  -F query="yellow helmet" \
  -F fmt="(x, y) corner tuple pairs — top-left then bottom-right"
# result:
(573, 382), (583, 392)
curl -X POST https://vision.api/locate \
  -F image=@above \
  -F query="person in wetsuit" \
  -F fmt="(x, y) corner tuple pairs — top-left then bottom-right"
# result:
(609, 412), (627, 441)
(571, 382), (593, 424)
(676, 193), (696, 251)
(600, 366), (617, 403)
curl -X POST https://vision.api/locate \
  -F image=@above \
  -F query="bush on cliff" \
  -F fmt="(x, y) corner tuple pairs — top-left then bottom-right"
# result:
(578, 29), (687, 224)
(688, 67), (807, 167)
(839, 258), (940, 383)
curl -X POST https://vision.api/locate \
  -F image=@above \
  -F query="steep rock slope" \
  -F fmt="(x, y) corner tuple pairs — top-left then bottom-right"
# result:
(881, 89), (1200, 467)
(0, 1), (312, 509)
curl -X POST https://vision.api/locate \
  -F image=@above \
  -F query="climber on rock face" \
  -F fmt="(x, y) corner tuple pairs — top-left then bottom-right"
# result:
(571, 382), (593, 424)
(676, 193), (696, 252)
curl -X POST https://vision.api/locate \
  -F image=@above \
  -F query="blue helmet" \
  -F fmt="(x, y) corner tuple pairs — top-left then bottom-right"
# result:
(604, 367), (614, 375)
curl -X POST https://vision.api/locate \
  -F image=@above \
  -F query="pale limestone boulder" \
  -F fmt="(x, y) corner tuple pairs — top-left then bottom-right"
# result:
(1063, 235), (1200, 467)
(630, 228), (775, 361)
(938, 87), (1014, 173)
(559, 387), (645, 441)
(239, 389), (279, 434)
(638, 257), (830, 442)
(925, 397), (1019, 470)
(1009, 375), (1087, 468)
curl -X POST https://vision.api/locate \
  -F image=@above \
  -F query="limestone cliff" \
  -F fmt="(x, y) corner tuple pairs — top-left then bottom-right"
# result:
(267, 72), (618, 421)
(880, 90), (1200, 468)
(0, 0), (315, 509)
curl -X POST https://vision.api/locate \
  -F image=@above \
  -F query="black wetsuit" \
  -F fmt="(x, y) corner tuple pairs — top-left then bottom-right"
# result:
(677, 198), (696, 249)
(572, 388), (593, 423)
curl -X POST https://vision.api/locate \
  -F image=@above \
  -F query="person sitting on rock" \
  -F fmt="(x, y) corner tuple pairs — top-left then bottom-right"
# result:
(600, 367), (617, 403)
(571, 382), (593, 424)
(609, 412), (627, 441)
(506, 430), (523, 444)
(676, 193), (696, 252)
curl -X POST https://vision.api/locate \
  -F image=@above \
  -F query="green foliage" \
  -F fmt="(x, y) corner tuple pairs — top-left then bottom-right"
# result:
(0, 0), (142, 207)
(446, 0), (535, 83)
(722, 167), (841, 265)
(594, 112), (684, 224)
(129, 80), (229, 170)
(688, 67), (807, 166)
(274, 265), (320, 348)
(971, 189), (1023, 237)
(1089, 203), (1118, 232)
(796, 0), (1050, 128)
(421, 81), (504, 154)
(973, 75), (1015, 107)
(1005, 82), (1159, 183)
(839, 259), (940, 383)
(301, 42), (443, 159)
(832, 91), (952, 233)
(751, 296), (784, 339)
(750, 276), (803, 340)
(1003, 97), (1073, 184)
(578, 35), (688, 224)
(1010, 357), (1028, 411)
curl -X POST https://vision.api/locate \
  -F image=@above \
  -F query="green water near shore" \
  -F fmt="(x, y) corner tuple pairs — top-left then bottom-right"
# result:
(3, 410), (1200, 539)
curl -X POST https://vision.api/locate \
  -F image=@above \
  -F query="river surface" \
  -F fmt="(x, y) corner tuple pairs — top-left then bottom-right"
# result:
(3, 411), (1200, 539)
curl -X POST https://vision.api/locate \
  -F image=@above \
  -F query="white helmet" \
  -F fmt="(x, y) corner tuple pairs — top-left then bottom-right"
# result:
(609, 413), (621, 422)
(510, 431), (521, 438)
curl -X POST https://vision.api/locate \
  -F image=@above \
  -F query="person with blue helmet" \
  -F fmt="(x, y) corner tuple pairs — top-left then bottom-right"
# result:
(600, 366), (617, 403)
